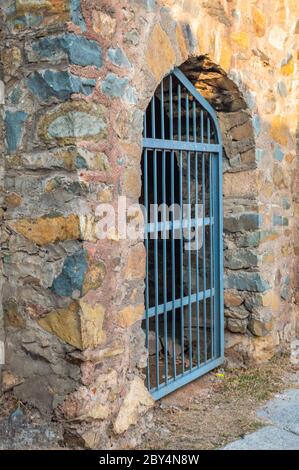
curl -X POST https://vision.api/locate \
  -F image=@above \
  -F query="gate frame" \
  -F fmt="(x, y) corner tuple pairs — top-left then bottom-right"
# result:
(143, 67), (224, 400)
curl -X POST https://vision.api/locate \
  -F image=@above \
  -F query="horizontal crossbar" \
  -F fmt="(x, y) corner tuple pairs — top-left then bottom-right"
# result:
(145, 288), (214, 318)
(143, 138), (221, 153)
(146, 217), (212, 234)
(150, 356), (224, 400)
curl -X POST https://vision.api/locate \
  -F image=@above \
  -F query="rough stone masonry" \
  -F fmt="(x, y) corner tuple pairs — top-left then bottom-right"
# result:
(0, 0), (298, 449)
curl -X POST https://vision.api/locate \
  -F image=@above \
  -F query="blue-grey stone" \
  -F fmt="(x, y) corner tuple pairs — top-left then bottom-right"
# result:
(133, 0), (156, 10)
(244, 294), (263, 312)
(282, 197), (290, 210)
(237, 230), (278, 248)
(125, 30), (139, 45)
(48, 111), (106, 139)
(244, 90), (256, 110)
(32, 34), (102, 68)
(107, 48), (131, 68)
(9, 86), (22, 106)
(102, 73), (136, 104)
(273, 215), (288, 226)
(182, 23), (197, 50)
(7, 13), (43, 31)
(277, 80), (288, 97)
(51, 248), (88, 297)
(274, 144), (284, 161)
(224, 272), (270, 292)
(32, 36), (66, 61)
(75, 155), (88, 169)
(224, 213), (261, 233)
(280, 285), (289, 300)
(224, 248), (259, 269)
(5, 111), (28, 153)
(9, 407), (25, 428)
(27, 70), (96, 101)
(61, 34), (102, 67)
(70, 0), (86, 31)
(255, 148), (265, 162)
(253, 115), (261, 137)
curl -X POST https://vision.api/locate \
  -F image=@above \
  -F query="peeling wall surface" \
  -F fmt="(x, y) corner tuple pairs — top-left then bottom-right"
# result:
(0, 0), (298, 449)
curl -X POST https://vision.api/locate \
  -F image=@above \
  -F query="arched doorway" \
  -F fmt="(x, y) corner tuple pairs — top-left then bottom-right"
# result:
(140, 68), (224, 399)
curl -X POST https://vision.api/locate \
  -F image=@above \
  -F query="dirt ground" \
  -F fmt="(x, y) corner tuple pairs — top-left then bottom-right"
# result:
(0, 354), (298, 449)
(139, 354), (299, 450)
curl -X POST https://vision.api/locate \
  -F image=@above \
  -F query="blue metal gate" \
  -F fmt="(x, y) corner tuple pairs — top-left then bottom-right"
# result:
(141, 68), (224, 400)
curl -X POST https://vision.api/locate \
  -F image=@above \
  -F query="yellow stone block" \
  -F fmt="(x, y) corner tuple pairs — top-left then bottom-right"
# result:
(280, 57), (294, 76)
(262, 252), (275, 264)
(16, 0), (69, 14)
(219, 38), (232, 71)
(38, 302), (82, 349)
(294, 203), (299, 216)
(146, 24), (176, 81)
(92, 10), (116, 38)
(125, 244), (146, 280)
(82, 261), (106, 295)
(224, 291), (243, 307)
(269, 116), (289, 146)
(116, 304), (144, 328)
(285, 153), (295, 164)
(10, 215), (80, 245)
(262, 290), (281, 312)
(230, 31), (249, 49)
(276, 0), (286, 23)
(252, 6), (266, 37)
(38, 300), (106, 350)
(123, 167), (141, 199)
(79, 300), (106, 348)
(114, 377), (154, 434)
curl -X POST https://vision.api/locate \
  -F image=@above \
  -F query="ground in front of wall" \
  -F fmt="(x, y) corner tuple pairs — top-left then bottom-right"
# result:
(139, 354), (299, 450)
(0, 354), (298, 449)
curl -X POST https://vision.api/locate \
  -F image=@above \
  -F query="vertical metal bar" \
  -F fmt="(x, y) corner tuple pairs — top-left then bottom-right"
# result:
(169, 75), (173, 140)
(144, 148), (150, 389)
(218, 145), (224, 360)
(186, 93), (192, 370)
(213, 150), (220, 359)
(153, 149), (159, 387)
(144, 112), (147, 138)
(162, 149), (168, 383)
(178, 84), (184, 374)
(193, 101), (197, 143)
(195, 151), (200, 367)
(208, 118), (214, 359)
(187, 150), (192, 369)
(186, 93), (189, 141)
(193, 100), (200, 366)
(202, 153), (207, 363)
(179, 150), (185, 374)
(161, 80), (165, 140)
(178, 84), (181, 141)
(200, 110), (204, 143)
(151, 95), (155, 139)
(212, 121), (223, 360)
(171, 149), (176, 378)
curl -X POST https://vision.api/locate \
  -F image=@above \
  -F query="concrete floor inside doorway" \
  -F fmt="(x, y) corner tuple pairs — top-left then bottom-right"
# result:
(139, 354), (299, 450)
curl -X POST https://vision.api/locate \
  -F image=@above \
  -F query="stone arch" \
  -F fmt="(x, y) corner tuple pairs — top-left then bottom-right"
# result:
(136, 50), (265, 367)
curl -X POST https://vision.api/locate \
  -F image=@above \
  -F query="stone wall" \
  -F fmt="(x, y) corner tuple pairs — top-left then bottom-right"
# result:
(0, 0), (298, 449)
